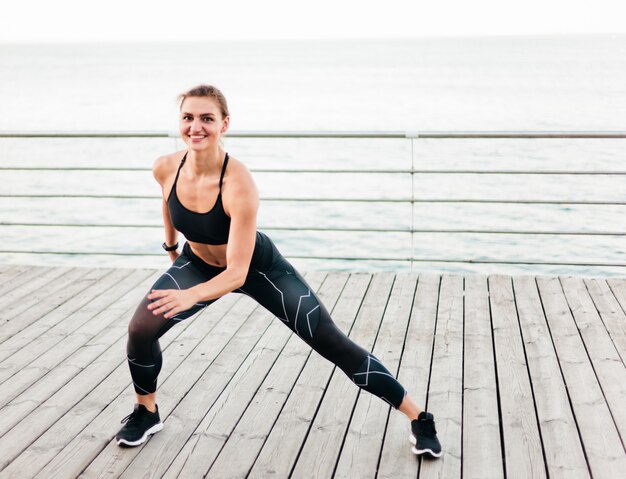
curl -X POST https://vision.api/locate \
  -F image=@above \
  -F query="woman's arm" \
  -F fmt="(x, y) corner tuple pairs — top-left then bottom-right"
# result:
(153, 156), (179, 261)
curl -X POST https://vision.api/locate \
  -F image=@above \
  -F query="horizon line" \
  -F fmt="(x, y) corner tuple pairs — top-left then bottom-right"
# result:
(2, 32), (625, 45)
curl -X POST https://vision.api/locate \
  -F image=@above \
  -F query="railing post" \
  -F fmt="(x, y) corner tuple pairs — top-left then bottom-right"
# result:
(410, 137), (415, 272)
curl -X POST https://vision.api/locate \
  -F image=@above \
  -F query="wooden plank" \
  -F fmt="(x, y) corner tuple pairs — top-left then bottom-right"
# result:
(31, 293), (258, 478)
(0, 268), (154, 405)
(586, 278), (626, 366)
(0, 269), (159, 436)
(561, 277), (626, 450)
(607, 278), (626, 315)
(0, 265), (54, 297)
(0, 266), (80, 326)
(537, 277), (626, 478)
(419, 274), (464, 479)
(163, 273), (345, 479)
(513, 276), (588, 478)
(289, 272), (395, 479)
(0, 267), (110, 344)
(0, 266), (118, 365)
(462, 275), (504, 479)
(247, 273), (372, 478)
(378, 273), (440, 479)
(333, 272), (418, 478)
(0, 268), (136, 383)
(0, 266), (73, 313)
(0, 265), (42, 290)
(0, 286), (243, 477)
(488, 275), (546, 479)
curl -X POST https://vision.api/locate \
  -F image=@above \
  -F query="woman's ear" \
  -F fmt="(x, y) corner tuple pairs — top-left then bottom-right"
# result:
(221, 116), (230, 134)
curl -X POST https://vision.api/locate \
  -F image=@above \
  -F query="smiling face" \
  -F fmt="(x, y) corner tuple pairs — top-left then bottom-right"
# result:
(179, 96), (230, 151)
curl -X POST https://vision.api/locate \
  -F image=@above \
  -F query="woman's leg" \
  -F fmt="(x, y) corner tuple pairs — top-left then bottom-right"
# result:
(236, 237), (409, 412)
(126, 252), (216, 410)
(117, 245), (234, 447)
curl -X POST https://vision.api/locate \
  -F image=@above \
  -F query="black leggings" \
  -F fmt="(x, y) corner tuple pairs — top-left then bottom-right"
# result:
(126, 232), (407, 409)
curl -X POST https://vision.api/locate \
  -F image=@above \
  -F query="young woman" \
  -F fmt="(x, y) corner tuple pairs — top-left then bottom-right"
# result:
(115, 85), (442, 458)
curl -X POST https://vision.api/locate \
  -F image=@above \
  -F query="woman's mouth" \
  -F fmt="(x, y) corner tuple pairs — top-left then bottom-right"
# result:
(189, 135), (207, 142)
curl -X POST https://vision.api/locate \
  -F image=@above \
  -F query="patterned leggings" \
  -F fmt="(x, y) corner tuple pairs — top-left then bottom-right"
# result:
(126, 231), (407, 409)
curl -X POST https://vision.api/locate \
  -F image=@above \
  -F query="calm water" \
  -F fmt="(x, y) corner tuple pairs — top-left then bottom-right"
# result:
(1, 35), (625, 276)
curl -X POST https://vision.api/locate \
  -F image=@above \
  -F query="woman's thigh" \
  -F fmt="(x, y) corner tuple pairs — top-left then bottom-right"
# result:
(238, 253), (321, 342)
(150, 253), (217, 319)
(129, 252), (217, 343)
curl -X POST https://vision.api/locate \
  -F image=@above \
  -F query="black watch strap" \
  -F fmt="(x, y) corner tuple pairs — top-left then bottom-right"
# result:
(162, 241), (179, 252)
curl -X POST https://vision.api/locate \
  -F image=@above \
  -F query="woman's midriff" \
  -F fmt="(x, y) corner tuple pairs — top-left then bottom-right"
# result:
(187, 241), (228, 267)
(185, 232), (274, 273)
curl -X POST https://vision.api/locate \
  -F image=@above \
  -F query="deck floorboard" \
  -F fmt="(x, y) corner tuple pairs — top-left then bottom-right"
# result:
(0, 265), (624, 478)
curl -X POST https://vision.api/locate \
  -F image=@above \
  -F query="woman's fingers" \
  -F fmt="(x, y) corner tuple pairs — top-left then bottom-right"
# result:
(147, 289), (169, 300)
(164, 307), (181, 319)
(146, 289), (190, 318)
(147, 292), (178, 315)
(147, 290), (174, 306)
(152, 300), (177, 316)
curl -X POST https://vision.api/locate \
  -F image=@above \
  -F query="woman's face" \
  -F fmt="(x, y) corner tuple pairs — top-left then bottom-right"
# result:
(179, 96), (229, 150)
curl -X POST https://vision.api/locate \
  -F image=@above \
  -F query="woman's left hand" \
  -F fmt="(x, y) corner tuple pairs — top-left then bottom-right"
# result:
(147, 288), (200, 319)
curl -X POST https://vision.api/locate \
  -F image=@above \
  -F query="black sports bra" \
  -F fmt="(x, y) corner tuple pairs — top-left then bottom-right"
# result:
(167, 151), (230, 245)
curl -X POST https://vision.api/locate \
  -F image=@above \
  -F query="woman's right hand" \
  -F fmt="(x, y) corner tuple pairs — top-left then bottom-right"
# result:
(168, 250), (180, 263)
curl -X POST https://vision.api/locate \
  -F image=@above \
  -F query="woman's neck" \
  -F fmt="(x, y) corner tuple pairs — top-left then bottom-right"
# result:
(186, 146), (224, 177)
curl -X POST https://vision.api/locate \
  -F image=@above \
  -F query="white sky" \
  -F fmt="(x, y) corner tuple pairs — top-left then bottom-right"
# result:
(2, 0), (625, 43)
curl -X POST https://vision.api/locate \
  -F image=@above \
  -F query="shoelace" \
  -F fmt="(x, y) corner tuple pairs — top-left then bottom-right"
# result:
(120, 411), (139, 425)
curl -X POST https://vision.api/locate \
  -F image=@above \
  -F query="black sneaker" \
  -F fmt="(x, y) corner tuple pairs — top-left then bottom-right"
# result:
(409, 411), (442, 458)
(115, 404), (163, 447)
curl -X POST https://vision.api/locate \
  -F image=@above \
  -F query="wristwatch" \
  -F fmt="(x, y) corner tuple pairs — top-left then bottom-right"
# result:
(162, 242), (179, 252)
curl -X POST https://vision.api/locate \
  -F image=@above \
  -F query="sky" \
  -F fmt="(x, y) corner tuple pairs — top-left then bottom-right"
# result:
(1, 0), (625, 43)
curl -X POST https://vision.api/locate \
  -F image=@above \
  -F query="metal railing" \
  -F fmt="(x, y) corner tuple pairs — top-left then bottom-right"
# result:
(1, 130), (625, 269)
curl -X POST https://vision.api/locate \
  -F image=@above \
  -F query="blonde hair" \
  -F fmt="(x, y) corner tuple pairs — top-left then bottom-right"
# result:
(177, 84), (229, 118)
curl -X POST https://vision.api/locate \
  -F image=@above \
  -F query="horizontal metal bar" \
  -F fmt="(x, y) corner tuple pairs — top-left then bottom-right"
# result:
(291, 256), (626, 267)
(2, 166), (626, 175)
(407, 131), (626, 139)
(0, 249), (623, 267)
(1, 130), (626, 139)
(0, 131), (178, 138)
(1, 194), (624, 206)
(1, 222), (625, 236)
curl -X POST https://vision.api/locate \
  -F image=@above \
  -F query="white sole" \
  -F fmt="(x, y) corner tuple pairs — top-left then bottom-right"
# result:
(116, 422), (163, 447)
(409, 434), (442, 458)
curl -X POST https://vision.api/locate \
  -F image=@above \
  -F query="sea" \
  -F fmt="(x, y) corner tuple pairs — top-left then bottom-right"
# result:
(1, 35), (625, 276)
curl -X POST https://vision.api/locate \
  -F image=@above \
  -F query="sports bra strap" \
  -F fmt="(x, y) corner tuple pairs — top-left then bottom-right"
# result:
(173, 151), (188, 186)
(219, 153), (229, 190)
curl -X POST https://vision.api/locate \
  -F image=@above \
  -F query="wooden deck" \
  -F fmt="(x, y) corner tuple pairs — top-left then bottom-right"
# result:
(0, 264), (624, 478)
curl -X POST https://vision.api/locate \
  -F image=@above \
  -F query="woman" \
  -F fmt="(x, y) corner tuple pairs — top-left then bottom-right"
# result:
(115, 84), (442, 458)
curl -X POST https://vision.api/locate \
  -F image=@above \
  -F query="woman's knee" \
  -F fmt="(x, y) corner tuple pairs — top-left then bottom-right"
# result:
(309, 314), (369, 376)
(128, 297), (157, 345)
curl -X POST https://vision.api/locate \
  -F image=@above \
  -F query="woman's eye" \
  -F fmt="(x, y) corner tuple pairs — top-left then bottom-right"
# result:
(203, 117), (213, 122)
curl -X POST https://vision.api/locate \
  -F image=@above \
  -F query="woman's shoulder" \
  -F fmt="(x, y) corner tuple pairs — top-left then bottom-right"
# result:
(225, 155), (255, 188)
(223, 154), (259, 210)
(152, 150), (185, 185)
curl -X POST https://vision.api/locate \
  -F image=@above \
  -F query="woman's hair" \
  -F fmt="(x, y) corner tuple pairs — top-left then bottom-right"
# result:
(177, 84), (229, 118)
